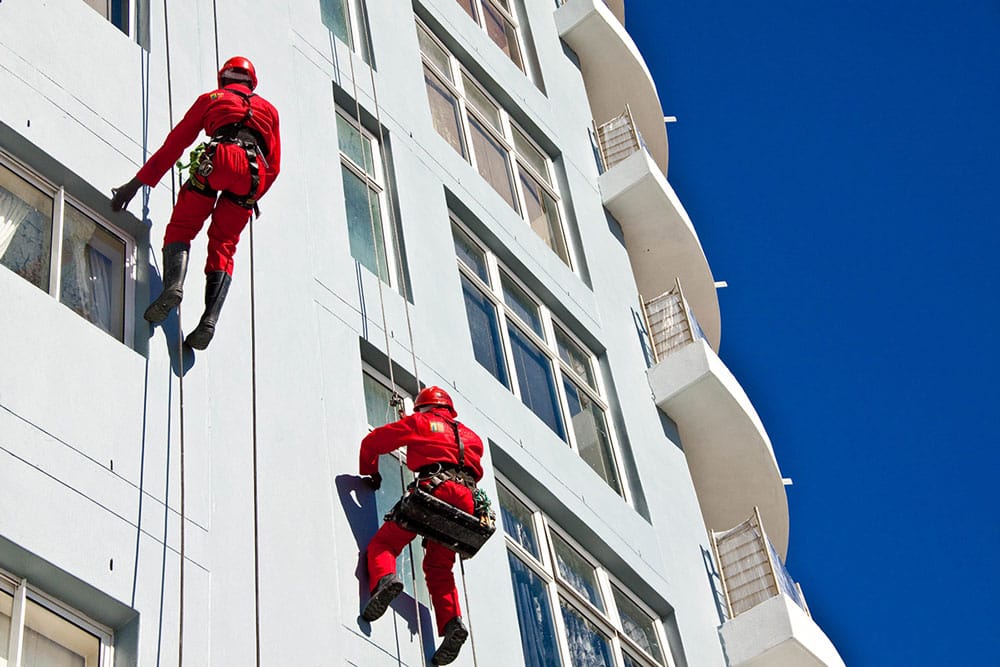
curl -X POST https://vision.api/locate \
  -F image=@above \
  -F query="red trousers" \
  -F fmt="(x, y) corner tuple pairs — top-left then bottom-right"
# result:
(366, 481), (474, 635)
(162, 143), (264, 275)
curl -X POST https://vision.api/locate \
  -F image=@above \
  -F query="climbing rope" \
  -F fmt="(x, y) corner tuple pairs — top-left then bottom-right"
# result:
(159, 2), (187, 666)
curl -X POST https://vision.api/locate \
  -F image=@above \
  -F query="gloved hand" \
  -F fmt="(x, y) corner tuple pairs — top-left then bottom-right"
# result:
(111, 176), (142, 212)
(363, 472), (382, 490)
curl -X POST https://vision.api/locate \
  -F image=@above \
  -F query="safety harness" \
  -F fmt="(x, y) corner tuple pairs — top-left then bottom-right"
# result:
(180, 87), (269, 216)
(386, 421), (497, 559)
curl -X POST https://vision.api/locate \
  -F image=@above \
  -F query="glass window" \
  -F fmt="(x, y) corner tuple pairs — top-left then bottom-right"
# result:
(551, 532), (604, 612)
(563, 378), (621, 494)
(498, 480), (676, 667)
(561, 598), (614, 667)
(341, 164), (387, 282)
(1, 154), (134, 344)
(0, 574), (113, 667)
(337, 109), (401, 288)
(424, 70), (467, 158)
(498, 483), (540, 559)
(509, 325), (565, 439)
(82, 0), (134, 37)
(453, 224), (489, 283)
(418, 21), (571, 267)
(555, 326), (596, 389)
(519, 167), (568, 263)
(0, 161), (53, 291)
(613, 587), (665, 664)
(500, 273), (542, 337)
(508, 552), (561, 667)
(468, 116), (518, 209)
(61, 206), (126, 339)
(455, 0), (527, 74)
(453, 224), (625, 495)
(321, 0), (372, 63)
(461, 275), (509, 386)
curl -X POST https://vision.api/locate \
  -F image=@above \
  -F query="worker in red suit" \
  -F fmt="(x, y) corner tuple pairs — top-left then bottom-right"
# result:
(110, 56), (281, 349)
(360, 386), (483, 666)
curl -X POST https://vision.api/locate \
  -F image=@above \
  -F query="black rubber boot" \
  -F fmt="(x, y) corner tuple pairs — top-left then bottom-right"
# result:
(184, 271), (231, 350)
(144, 242), (189, 323)
(431, 616), (468, 665)
(362, 573), (404, 622)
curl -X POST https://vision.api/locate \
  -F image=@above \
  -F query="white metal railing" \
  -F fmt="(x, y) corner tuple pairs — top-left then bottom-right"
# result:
(641, 278), (704, 364)
(711, 508), (809, 620)
(594, 105), (642, 171)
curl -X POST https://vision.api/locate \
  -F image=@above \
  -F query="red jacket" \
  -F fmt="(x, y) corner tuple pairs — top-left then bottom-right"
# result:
(137, 83), (281, 192)
(360, 407), (484, 480)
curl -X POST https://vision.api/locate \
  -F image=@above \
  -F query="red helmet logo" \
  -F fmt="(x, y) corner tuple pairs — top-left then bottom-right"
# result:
(219, 56), (257, 90)
(414, 386), (455, 415)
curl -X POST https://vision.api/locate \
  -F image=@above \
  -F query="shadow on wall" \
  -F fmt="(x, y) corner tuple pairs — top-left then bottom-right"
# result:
(334, 474), (435, 657)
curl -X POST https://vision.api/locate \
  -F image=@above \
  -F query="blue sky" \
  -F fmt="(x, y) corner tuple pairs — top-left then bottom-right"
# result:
(627, 2), (1000, 664)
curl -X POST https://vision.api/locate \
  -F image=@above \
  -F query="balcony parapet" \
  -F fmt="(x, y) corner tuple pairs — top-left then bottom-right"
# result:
(714, 512), (845, 666)
(645, 314), (788, 555)
(555, 0), (669, 175)
(598, 124), (720, 349)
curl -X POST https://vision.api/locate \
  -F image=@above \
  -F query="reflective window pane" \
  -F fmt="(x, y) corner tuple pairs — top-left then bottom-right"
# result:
(336, 114), (376, 178)
(1, 590), (11, 664)
(22, 598), (100, 667)
(320, 0), (353, 48)
(498, 484), (540, 559)
(513, 126), (550, 186)
(551, 532), (603, 611)
(363, 372), (398, 429)
(462, 74), (502, 132)
(425, 69), (467, 157)
(560, 598), (614, 667)
(519, 167), (569, 264)
(61, 206), (125, 341)
(508, 553), (562, 667)
(509, 325), (564, 439)
(453, 224), (489, 283)
(461, 276), (509, 386)
(0, 162), (53, 291)
(342, 165), (388, 283)
(483, 1), (523, 71)
(614, 587), (665, 663)
(500, 272), (542, 337)
(417, 24), (453, 82)
(564, 378), (621, 495)
(468, 116), (517, 209)
(555, 326), (596, 389)
(456, 0), (477, 20)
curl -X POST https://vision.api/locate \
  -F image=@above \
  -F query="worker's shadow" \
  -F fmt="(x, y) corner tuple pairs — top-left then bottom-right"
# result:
(145, 268), (195, 376)
(335, 474), (435, 656)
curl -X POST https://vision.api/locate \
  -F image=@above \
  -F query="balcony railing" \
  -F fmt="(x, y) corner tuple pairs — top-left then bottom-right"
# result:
(711, 508), (809, 621)
(594, 106), (643, 172)
(641, 278), (706, 364)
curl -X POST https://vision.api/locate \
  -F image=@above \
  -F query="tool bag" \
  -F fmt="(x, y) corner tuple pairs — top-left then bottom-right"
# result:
(387, 421), (496, 559)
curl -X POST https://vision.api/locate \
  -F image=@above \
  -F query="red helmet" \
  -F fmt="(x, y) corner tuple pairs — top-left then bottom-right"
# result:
(218, 56), (257, 90)
(414, 386), (455, 415)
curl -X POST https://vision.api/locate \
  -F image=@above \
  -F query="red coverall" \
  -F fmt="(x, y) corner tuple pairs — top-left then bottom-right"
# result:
(137, 83), (281, 275)
(359, 407), (485, 635)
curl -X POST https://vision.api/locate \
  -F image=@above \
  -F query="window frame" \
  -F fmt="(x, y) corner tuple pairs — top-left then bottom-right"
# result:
(419, 21), (573, 269)
(1, 570), (115, 667)
(453, 219), (627, 499)
(455, 0), (529, 76)
(0, 150), (137, 346)
(322, 0), (373, 63)
(335, 107), (401, 289)
(496, 479), (674, 667)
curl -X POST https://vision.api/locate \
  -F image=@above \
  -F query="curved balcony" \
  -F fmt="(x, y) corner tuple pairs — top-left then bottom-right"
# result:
(555, 0), (669, 175)
(644, 291), (788, 555)
(598, 115), (720, 349)
(714, 512), (844, 667)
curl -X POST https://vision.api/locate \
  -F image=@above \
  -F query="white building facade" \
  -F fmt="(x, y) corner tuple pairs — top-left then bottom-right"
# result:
(0, 1), (843, 665)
